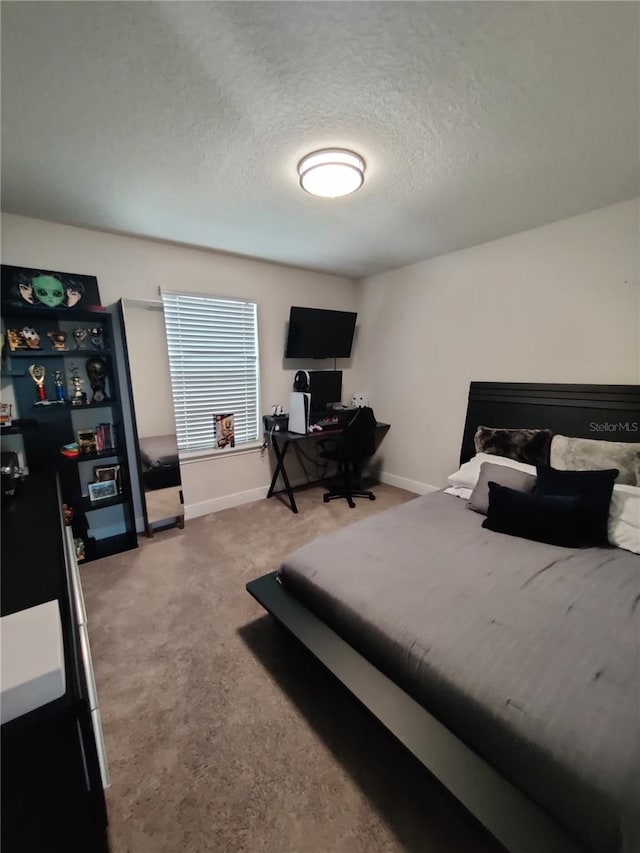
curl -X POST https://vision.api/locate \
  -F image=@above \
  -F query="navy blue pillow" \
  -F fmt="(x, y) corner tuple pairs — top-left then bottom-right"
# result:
(482, 482), (583, 548)
(535, 466), (618, 547)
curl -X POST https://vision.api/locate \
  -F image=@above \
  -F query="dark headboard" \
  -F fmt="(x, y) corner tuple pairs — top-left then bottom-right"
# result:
(460, 382), (640, 465)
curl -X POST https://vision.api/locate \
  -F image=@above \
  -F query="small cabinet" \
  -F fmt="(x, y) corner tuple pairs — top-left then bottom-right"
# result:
(2, 307), (137, 562)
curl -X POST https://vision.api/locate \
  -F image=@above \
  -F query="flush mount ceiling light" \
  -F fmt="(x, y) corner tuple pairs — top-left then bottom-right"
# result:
(297, 149), (365, 198)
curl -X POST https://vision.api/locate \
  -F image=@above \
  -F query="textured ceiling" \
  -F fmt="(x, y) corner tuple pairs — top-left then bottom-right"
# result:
(1, 2), (638, 278)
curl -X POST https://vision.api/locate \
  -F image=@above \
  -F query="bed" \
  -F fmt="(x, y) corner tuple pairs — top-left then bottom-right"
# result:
(138, 434), (181, 491)
(247, 383), (640, 853)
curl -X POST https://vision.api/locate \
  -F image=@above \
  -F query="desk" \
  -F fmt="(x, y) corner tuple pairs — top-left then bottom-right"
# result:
(266, 423), (390, 513)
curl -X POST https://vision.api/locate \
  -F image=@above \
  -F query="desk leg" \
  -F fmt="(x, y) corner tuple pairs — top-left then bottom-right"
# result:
(267, 439), (298, 514)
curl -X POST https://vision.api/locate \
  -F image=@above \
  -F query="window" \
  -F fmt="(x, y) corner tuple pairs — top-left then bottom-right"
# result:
(161, 290), (260, 453)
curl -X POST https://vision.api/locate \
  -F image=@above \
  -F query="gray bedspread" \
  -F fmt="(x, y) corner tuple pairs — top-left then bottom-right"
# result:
(278, 491), (640, 853)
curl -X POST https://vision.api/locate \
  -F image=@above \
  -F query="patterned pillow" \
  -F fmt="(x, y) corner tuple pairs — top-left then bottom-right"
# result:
(474, 426), (552, 467)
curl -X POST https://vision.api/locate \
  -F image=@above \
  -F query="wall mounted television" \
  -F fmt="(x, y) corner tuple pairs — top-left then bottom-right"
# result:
(285, 306), (357, 359)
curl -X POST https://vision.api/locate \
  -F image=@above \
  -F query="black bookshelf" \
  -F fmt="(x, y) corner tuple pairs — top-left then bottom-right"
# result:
(1, 307), (138, 562)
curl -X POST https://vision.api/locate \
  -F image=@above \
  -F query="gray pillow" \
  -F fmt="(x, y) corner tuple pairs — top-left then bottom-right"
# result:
(550, 435), (640, 486)
(467, 461), (537, 515)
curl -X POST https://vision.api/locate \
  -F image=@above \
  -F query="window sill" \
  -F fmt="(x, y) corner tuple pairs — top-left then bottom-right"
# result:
(179, 441), (264, 465)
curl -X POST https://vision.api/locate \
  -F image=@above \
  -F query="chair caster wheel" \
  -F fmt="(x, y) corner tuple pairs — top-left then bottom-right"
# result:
(323, 494), (330, 503)
(369, 495), (376, 501)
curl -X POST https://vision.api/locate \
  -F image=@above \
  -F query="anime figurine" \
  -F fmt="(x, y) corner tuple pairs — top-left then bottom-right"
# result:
(73, 328), (89, 350)
(47, 331), (68, 351)
(88, 327), (104, 350)
(22, 327), (41, 349)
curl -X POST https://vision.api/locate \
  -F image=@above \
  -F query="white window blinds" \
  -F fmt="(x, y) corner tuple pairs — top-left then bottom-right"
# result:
(161, 290), (260, 452)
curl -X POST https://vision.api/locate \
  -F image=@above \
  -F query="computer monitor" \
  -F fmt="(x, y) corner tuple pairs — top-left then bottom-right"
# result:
(310, 370), (342, 411)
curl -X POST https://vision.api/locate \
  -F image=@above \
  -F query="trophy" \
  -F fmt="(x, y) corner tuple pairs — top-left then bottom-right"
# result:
(48, 331), (68, 351)
(85, 357), (108, 404)
(28, 364), (47, 402)
(69, 364), (87, 406)
(54, 369), (66, 402)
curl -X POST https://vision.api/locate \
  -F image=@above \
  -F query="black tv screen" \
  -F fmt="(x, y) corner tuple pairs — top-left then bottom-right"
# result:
(285, 307), (357, 359)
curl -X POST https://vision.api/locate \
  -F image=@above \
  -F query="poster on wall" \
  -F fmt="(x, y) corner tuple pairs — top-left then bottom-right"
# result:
(1, 264), (102, 313)
(213, 413), (235, 450)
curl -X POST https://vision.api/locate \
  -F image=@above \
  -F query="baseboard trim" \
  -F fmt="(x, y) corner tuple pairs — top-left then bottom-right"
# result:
(185, 485), (269, 520)
(184, 473), (438, 520)
(378, 471), (439, 495)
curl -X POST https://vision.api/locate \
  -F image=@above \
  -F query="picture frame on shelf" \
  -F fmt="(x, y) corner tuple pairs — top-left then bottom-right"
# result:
(88, 480), (118, 503)
(94, 464), (121, 491)
(77, 428), (98, 455)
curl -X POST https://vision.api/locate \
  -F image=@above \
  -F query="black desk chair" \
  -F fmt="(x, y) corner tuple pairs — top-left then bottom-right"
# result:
(319, 407), (377, 508)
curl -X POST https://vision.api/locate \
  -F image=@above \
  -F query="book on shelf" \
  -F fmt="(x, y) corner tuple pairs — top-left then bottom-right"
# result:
(95, 422), (116, 452)
(77, 423), (116, 456)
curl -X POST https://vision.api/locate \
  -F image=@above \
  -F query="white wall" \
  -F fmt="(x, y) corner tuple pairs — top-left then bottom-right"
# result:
(353, 199), (640, 492)
(1, 214), (360, 517)
(4, 200), (637, 509)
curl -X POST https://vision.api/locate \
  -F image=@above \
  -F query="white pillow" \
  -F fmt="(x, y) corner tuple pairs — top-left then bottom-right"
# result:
(444, 486), (473, 500)
(608, 484), (640, 554)
(446, 453), (537, 490)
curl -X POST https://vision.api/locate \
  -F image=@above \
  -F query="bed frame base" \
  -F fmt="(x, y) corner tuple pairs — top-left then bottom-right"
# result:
(247, 571), (583, 853)
(247, 383), (639, 852)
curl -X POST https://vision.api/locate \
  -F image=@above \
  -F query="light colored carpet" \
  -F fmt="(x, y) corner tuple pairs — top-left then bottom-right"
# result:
(80, 484), (501, 853)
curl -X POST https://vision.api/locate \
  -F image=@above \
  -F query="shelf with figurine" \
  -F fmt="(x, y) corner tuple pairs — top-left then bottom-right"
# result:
(24, 356), (113, 410)
(2, 264), (137, 563)
(9, 349), (113, 359)
(6, 326), (109, 356)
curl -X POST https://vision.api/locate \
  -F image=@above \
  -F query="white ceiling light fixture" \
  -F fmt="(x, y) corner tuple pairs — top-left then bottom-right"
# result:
(298, 148), (365, 198)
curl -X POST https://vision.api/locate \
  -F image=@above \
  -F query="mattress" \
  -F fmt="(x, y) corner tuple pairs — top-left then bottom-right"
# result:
(138, 434), (179, 469)
(278, 491), (640, 853)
